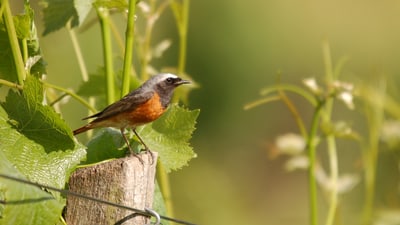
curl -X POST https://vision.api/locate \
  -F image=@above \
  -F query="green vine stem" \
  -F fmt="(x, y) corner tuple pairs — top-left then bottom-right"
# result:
(120, 0), (137, 97)
(97, 7), (115, 105)
(0, 78), (23, 90)
(0, 2), (5, 18)
(243, 95), (281, 111)
(139, 0), (155, 81)
(321, 41), (339, 225)
(156, 162), (175, 217)
(323, 100), (339, 225)
(278, 89), (308, 139)
(43, 82), (97, 114)
(178, 0), (189, 75)
(325, 136), (338, 225)
(68, 27), (89, 82)
(361, 79), (385, 225)
(2, 0), (26, 86)
(21, 38), (28, 63)
(67, 24), (96, 137)
(307, 100), (324, 225)
(140, 0), (168, 80)
(261, 84), (317, 107)
(170, 0), (190, 75)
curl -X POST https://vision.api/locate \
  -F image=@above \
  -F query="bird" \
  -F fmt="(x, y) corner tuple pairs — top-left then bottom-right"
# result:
(73, 73), (190, 155)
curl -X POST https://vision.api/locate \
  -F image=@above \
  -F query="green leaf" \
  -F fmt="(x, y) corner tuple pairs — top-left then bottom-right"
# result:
(74, 0), (95, 25)
(77, 73), (106, 97)
(12, 2), (35, 40)
(2, 76), (74, 151)
(0, 77), (86, 185)
(13, 13), (31, 40)
(76, 72), (110, 110)
(0, 28), (17, 82)
(0, 3), (46, 81)
(0, 76), (86, 223)
(139, 104), (200, 172)
(0, 151), (63, 225)
(41, 0), (128, 35)
(41, 0), (78, 35)
(84, 128), (127, 164)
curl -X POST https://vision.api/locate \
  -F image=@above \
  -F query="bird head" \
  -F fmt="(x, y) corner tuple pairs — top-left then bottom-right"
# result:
(143, 73), (190, 107)
(146, 73), (190, 93)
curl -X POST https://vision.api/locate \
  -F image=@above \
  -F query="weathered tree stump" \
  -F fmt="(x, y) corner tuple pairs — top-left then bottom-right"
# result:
(65, 152), (157, 225)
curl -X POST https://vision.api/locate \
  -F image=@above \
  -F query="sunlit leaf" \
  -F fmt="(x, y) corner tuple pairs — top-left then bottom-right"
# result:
(74, 0), (95, 25)
(139, 104), (200, 172)
(0, 77), (86, 223)
(2, 76), (74, 150)
(0, 151), (63, 225)
(13, 11), (31, 39)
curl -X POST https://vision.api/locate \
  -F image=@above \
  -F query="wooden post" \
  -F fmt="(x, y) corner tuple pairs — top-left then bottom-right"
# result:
(65, 152), (157, 225)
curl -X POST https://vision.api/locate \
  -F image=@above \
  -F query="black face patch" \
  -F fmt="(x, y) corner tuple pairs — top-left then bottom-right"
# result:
(164, 77), (182, 86)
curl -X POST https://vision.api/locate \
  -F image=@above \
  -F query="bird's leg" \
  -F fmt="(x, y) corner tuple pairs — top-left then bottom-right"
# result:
(132, 128), (149, 151)
(132, 128), (154, 164)
(120, 128), (133, 152)
(120, 128), (144, 164)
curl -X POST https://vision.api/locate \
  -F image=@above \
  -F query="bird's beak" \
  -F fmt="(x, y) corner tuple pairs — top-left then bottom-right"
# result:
(175, 78), (191, 85)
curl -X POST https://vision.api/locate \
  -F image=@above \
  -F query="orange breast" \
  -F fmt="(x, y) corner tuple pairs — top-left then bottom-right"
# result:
(112, 93), (166, 128)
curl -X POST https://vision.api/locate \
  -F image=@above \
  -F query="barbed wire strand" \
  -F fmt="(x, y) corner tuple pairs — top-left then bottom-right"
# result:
(0, 173), (197, 225)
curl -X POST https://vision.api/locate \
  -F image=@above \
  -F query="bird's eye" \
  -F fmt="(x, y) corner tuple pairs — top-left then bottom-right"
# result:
(166, 77), (173, 83)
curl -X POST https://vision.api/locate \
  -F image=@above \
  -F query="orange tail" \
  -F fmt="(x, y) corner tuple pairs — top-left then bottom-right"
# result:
(73, 125), (93, 135)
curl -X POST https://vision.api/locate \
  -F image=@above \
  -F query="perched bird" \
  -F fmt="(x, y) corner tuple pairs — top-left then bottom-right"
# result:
(73, 73), (190, 154)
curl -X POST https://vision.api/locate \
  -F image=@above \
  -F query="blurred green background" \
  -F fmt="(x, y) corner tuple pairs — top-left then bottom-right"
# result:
(12, 1), (400, 224)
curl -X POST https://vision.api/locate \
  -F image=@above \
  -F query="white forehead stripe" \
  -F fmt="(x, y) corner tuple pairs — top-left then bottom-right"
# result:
(160, 73), (178, 79)
(146, 73), (179, 86)
(153, 73), (178, 82)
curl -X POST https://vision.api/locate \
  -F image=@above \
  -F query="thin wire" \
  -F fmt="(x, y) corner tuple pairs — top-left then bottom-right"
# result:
(0, 174), (197, 225)
(145, 208), (160, 225)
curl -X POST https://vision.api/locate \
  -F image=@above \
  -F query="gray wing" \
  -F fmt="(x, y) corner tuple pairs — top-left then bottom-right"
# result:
(83, 90), (154, 121)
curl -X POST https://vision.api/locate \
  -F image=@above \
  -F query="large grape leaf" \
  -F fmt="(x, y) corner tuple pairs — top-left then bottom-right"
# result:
(139, 104), (200, 172)
(0, 76), (86, 224)
(0, 151), (63, 225)
(2, 76), (75, 151)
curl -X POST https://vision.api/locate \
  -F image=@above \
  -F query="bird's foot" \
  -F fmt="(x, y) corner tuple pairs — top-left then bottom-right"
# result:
(128, 151), (145, 164)
(140, 148), (155, 165)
